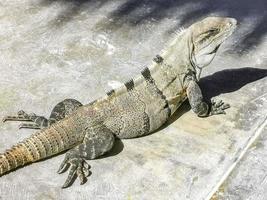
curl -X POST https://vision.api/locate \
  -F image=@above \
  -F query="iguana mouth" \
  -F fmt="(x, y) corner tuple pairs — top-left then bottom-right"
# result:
(208, 44), (221, 55)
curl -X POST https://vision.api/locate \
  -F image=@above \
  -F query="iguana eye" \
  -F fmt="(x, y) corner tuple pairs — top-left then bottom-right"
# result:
(208, 28), (220, 35)
(197, 28), (220, 44)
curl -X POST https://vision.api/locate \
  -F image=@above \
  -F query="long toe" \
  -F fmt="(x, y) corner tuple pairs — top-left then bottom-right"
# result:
(222, 103), (230, 110)
(62, 164), (78, 188)
(82, 161), (91, 177)
(18, 110), (27, 116)
(77, 165), (87, 185)
(58, 157), (69, 174)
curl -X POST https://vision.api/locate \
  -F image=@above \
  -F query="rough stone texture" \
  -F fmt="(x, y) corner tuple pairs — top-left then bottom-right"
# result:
(0, 0), (266, 199)
(212, 125), (267, 200)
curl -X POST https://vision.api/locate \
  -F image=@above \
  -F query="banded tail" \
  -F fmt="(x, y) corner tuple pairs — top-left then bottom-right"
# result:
(0, 118), (83, 176)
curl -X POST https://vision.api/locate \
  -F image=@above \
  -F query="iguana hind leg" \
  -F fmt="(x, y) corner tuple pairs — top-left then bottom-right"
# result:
(48, 99), (83, 124)
(2, 99), (83, 129)
(58, 126), (115, 188)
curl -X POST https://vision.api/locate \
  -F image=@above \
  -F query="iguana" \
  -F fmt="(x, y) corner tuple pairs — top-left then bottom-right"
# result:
(0, 17), (237, 188)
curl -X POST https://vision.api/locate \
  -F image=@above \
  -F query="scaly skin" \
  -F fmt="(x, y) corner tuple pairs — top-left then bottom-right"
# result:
(0, 112), (84, 175)
(0, 17), (237, 188)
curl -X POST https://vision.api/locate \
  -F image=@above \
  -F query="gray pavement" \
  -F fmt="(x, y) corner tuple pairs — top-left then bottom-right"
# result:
(0, 0), (266, 199)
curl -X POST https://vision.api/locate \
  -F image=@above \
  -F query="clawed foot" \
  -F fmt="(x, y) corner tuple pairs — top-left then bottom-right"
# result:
(209, 99), (230, 115)
(58, 155), (91, 188)
(3, 110), (36, 122)
(2, 110), (48, 129)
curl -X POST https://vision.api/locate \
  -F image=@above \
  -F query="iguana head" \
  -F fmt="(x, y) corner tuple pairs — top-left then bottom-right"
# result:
(189, 17), (237, 70)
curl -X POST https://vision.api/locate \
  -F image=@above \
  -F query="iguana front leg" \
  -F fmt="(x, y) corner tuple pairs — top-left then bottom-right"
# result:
(58, 125), (115, 188)
(186, 78), (230, 117)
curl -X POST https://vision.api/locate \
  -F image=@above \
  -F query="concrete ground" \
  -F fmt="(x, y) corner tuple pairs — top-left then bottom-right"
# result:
(0, 0), (266, 199)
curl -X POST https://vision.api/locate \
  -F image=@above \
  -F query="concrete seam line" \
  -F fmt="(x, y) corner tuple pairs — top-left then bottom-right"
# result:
(205, 115), (267, 200)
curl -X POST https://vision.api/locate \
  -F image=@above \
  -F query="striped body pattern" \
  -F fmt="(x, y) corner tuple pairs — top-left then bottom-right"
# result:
(0, 17), (237, 188)
(0, 114), (83, 176)
(99, 59), (188, 139)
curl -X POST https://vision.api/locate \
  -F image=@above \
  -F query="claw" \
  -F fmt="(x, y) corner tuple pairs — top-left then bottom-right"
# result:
(215, 100), (224, 107)
(82, 162), (90, 177)
(57, 157), (69, 174)
(83, 166), (90, 177)
(2, 110), (32, 123)
(18, 123), (41, 129)
(210, 99), (230, 116)
(222, 103), (230, 109)
(77, 165), (86, 185)
(216, 110), (226, 115)
(2, 117), (7, 122)
(2, 116), (32, 122)
(59, 156), (91, 188)
(62, 164), (78, 188)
